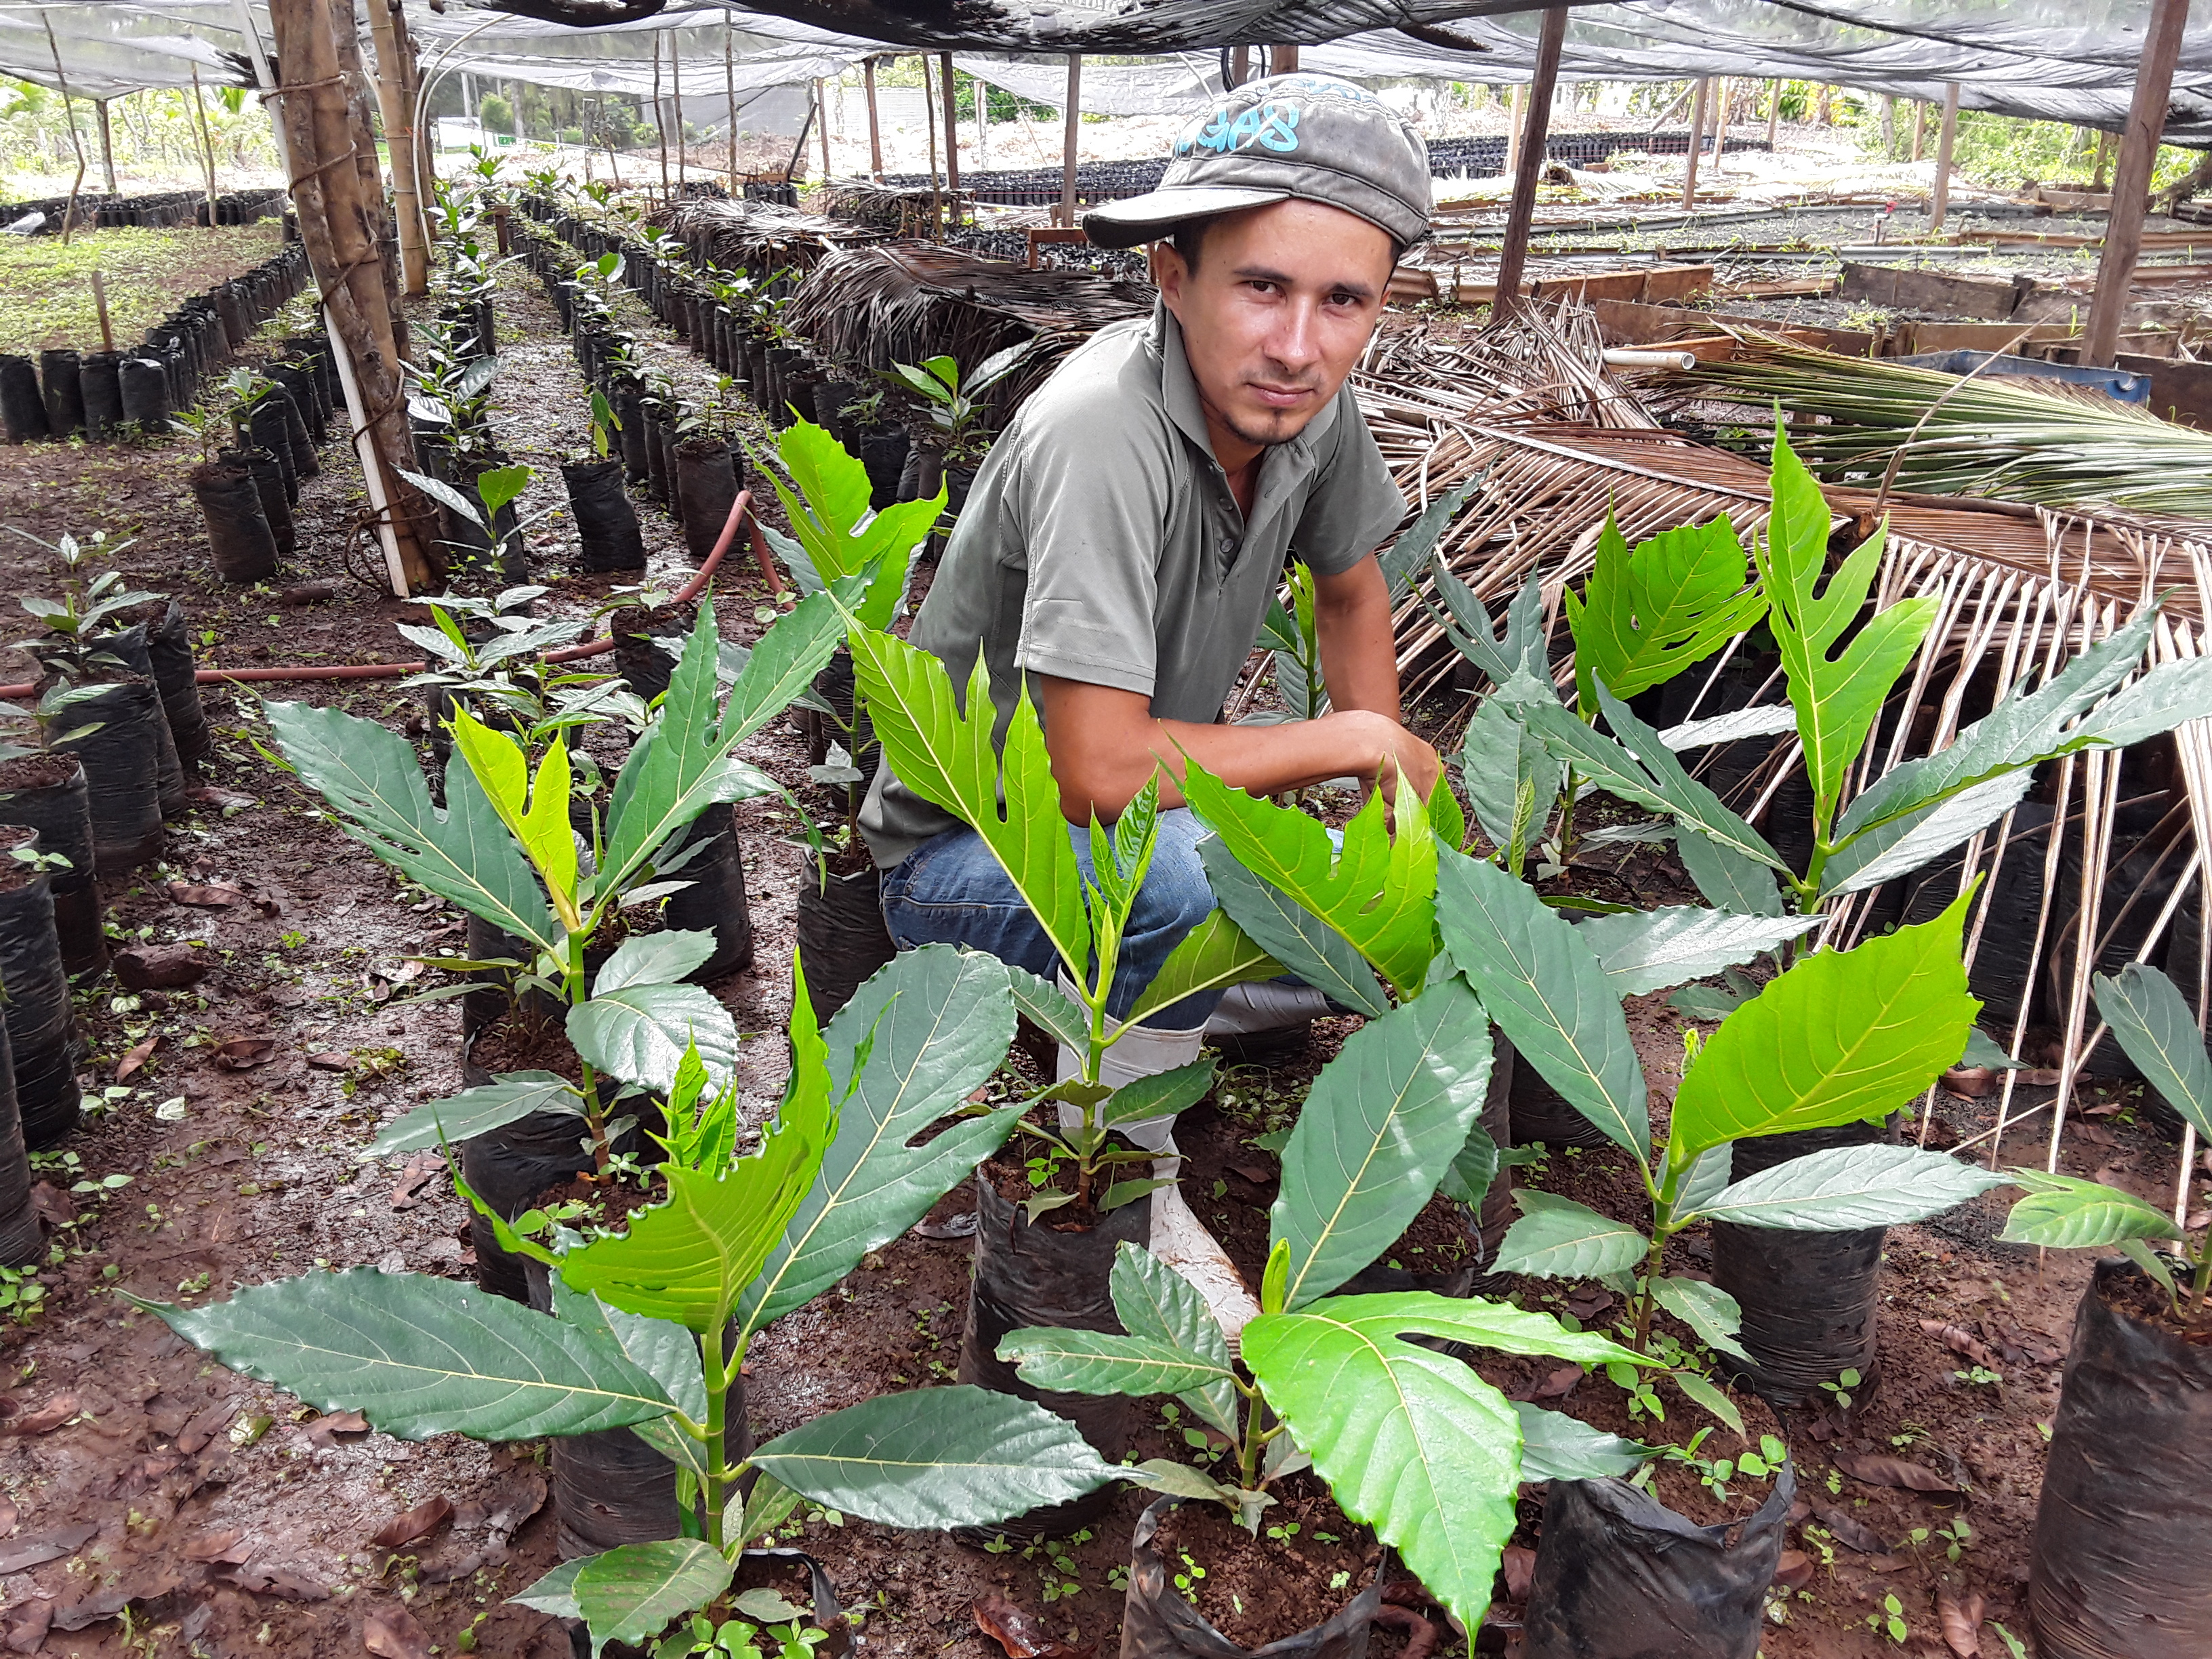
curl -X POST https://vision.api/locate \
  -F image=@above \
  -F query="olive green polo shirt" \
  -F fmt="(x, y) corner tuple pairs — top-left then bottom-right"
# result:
(857, 299), (1407, 869)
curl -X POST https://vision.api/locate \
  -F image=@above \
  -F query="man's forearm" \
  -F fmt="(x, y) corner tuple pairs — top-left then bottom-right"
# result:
(1313, 554), (1401, 719)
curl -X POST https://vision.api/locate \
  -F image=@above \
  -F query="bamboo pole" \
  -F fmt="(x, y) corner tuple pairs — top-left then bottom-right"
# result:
(188, 64), (219, 227)
(725, 10), (738, 191)
(267, 0), (434, 593)
(924, 56), (941, 237)
(1504, 83), (1524, 182)
(1765, 77), (1780, 148)
(1680, 77), (1710, 210)
(1930, 81), (1959, 234)
(863, 56), (883, 181)
(672, 32), (684, 197)
(1710, 77), (1727, 173)
(333, 6), (407, 361)
(939, 53), (960, 209)
(2088, 0), (2192, 367)
(91, 270), (112, 352)
(94, 98), (116, 194)
(364, 0), (426, 295)
(41, 12), (88, 243)
(817, 79), (832, 180)
(653, 32), (668, 202)
(1060, 54), (1081, 229)
(1496, 7), (1567, 316)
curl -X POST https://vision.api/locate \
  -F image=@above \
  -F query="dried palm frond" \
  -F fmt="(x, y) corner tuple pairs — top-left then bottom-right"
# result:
(1667, 335), (2212, 520)
(661, 197), (883, 279)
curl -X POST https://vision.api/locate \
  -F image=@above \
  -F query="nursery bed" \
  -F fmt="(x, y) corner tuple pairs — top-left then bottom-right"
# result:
(0, 224), (288, 356)
(0, 230), (2182, 1659)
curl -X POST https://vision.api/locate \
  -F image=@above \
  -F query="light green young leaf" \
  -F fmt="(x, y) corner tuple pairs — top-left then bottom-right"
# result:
(766, 419), (944, 631)
(2093, 963), (2212, 1145)
(1121, 907), (1284, 1028)
(1578, 906), (1819, 996)
(1565, 513), (1767, 720)
(1196, 838), (1391, 1017)
(574, 1539), (735, 1653)
(266, 699), (559, 951)
(1181, 761), (1439, 1000)
(1692, 1144), (2008, 1230)
(1491, 1189), (1650, 1279)
(1755, 426), (1937, 827)
(147, 1269), (676, 1441)
(1997, 1169), (2184, 1249)
(365, 1071), (581, 1156)
(1244, 1292), (1647, 1635)
(1668, 890), (1979, 1163)
(1272, 975), (1496, 1310)
(568, 983), (740, 1094)
(1435, 848), (1650, 1158)
(741, 945), (1021, 1334)
(847, 630), (1090, 985)
(1647, 1277), (1748, 1361)
(747, 1385), (1120, 1529)
(1107, 1242), (1238, 1437)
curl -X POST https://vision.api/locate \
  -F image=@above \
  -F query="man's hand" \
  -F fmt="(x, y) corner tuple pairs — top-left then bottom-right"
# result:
(1036, 679), (1439, 824)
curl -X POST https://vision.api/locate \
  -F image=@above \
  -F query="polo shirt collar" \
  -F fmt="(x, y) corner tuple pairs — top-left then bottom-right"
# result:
(1148, 298), (1345, 478)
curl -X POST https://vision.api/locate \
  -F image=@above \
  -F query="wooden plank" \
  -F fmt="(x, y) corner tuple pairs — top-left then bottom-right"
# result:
(1639, 262), (1715, 302)
(2118, 351), (2212, 427)
(1839, 260), (2028, 319)
(2089, 0), (2193, 364)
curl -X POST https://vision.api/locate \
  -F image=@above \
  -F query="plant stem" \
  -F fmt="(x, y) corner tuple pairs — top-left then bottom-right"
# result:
(2192, 1241), (2211, 1313)
(701, 1328), (730, 1552)
(1633, 1231), (1667, 1355)
(1555, 767), (1580, 866)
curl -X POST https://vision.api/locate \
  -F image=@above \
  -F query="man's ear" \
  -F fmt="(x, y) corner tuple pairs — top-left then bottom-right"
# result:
(1150, 239), (1190, 319)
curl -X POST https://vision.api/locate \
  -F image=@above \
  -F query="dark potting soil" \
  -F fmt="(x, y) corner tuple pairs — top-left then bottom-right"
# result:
(0, 752), (79, 791)
(2097, 1264), (2212, 1340)
(0, 821), (33, 891)
(470, 1017), (585, 1082)
(981, 1133), (1158, 1233)
(1145, 1496), (1387, 1652)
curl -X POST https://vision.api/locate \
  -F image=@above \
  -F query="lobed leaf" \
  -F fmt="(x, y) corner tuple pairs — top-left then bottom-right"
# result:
(1565, 514), (1767, 720)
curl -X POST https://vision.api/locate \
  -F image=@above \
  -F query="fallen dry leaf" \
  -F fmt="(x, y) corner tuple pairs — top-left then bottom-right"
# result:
(1919, 1319), (1997, 1368)
(364, 1608), (432, 1659)
(0, 1494), (14, 1534)
(370, 1496), (453, 1551)
(114, 944), (212, 991)
(211, 1037), (279, 1071)
(307, 1410), (370, 1448)
(212, 1561), (328, 1600)
(972, 1591), (1094, 1659)
(183, 1528), (253, 1563)
(307, 1051), (352, 1071)
(1809, 1501), (1889, 1555)
(1533, 1363), (1584, 1400)
(168, 883), (245, 909)
(2, 1599), (53, 1652)
(390, 1155), (441, 1210)
(1938, 1589), (1986, 1658)
(176, 1399), (240, 1454)
(1830, 1452), (1958, 1496)
(1770, 1549), (1813, 1591)
(2, 1393), (79, 1435)
(0, 1521), (99, 1575)
(1500, 1544), (1537, 1603)
(186, 785), (257, 812)
(115, 1035), (161, 1083)
(1940, 1067), (1995, 1099)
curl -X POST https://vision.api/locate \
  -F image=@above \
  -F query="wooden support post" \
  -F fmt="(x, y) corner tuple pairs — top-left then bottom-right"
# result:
(365, 0), (426, 295)
(94, 99), (117, 194)
(2088, 0), (2193, 367)
(1912, 99), (1927, 161)
(924, 56), (941, 237)
(653, 32), (668, 202)
(939, 53), (960, 207)
(332, 9), (407, 361)
(1504, 83), (1525, 182)
(672, 33), (686, 195)
(268, 0), (433, 593)
(1681, 77), (1710, 210)
(725, 11), (738, 192)
(1495, 6), (1566, 315)
(863, 56), (883, 181)
(1930, 81), (1960, 234)
(91, 270), (112, 352)
(817, 79), (832, 179)
(188, 64), (219, 228)
(1711, 77), (1727, 171)
(1274, 45), (1298, 73)
(1231, 47), (1250, 90)
(1765, 78), (1780, 148)
(976, 64), (989, 165)
(2093, 129), (2114, 190)
(1060, 55), (1082, 228)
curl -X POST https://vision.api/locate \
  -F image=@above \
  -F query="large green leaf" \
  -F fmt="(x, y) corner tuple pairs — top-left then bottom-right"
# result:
(747, 1385), (1121, 1529)
(1181, 762), (1438, 1000)
(1647, 1277), (1748, 1359)
(1435, 848), (1650, 1158)
(1755, 428), (1938, 826)
(1107, 1242), (1238, 1437)
(1690, 1143), (2009, 1229)
(998, 1327), (1239, 1399)
(365, 1071), (582, 1156)
(1378, 479), (1479, 594)
(1433, 569), (1548, 689)
(1459, 696), (1561, 862)
(1272, 975), (1496, 1309)
(1996, 1169), (2184, 1249)
(1122, 908), (1284, 1027)
(767, 419), (945, 630)
(557, 1059), (833, 1332)
(1565, 514), (1767, 720)
(2093, 964), (2212, 1145)
(600, 599), (839, 909)
(1817, 771), (2036, 900)
(848, 630), (1090, 983)
(267, 699), (559, 951)
(1491, 1189), (1650, 1279)
(594, 929), (718, 993)
(568, 981), (741, 1094)
(1578, 906), (1820, 996)
(574, 1539), (734, 1654)
(741, 945), (1021, 1334)
(1668, 891), (1978, 1162)
(148, 1268), (676, 1440)
(1196, 837), (1391, 1017)
(1513, 1403), (1656, 1481)
(1244, 1292), (1645, 1635)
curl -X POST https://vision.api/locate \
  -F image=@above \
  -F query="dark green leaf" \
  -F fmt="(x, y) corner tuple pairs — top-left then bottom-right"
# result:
(365, 1072), (581, 1156)
(568, 983), (741, 1094)
(1107, 1242), (1237, 1437)
(1195, 838), (1391, 1017)
(998, 1328), (1237, 1399)
(2093, 963), (2212, 1144)
(1997, 1169), (2183, 1249)
(1693, 1145), (2008, 1230)
(1578, 907), (1818, 996)
(594, 929), (718, 994)
(1512, 1403), (1656, 1481)
(1491, 1189), (1650, 1279)
(574, 1539), (734, 1652)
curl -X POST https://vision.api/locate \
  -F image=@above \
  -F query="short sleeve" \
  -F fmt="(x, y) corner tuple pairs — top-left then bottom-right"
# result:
(1292, 390), (1407, 577)
(1010, 397), (1175, 699)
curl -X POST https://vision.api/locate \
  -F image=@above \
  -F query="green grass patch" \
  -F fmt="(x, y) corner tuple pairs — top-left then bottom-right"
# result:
(0, 223), (284, 354)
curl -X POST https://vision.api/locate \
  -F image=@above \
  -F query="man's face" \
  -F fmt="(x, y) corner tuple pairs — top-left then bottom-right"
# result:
(1153, 199), (1395, 456)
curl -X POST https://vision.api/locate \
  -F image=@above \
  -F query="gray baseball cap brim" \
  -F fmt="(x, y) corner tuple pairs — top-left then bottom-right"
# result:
(1083, 184), (1290, 249)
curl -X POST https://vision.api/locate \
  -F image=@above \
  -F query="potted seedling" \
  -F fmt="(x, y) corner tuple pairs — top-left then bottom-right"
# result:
(1995, 962), (2212, 1658)
(398, 459), (541, 583)
(144, 950), (1127, 1656)
(882, 343), (1036, 527)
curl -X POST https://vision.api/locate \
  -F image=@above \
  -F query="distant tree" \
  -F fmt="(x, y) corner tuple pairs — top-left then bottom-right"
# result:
(480, 93), (514, 136)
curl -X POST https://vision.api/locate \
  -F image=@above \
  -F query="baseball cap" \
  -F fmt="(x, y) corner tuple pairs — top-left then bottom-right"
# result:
(1084, 75), (1431, 253)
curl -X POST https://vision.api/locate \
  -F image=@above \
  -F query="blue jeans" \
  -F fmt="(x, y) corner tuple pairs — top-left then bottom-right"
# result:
(878, 808), (1222, 1028)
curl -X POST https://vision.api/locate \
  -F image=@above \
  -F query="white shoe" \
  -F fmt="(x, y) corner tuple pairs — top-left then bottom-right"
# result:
(1149, 1176), (1263, 1349)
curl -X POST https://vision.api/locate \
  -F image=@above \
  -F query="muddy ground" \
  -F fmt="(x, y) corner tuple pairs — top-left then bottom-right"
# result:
(0, 231), (2177, 1659)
